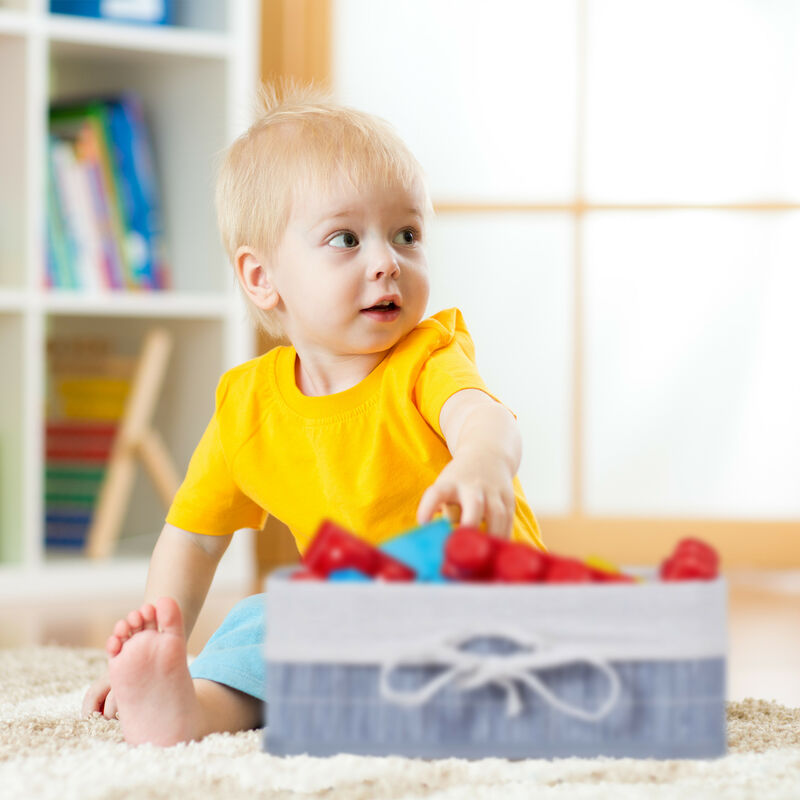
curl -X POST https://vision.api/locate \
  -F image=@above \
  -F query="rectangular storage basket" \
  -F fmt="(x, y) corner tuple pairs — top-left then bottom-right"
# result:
(263, 568), (727, 759)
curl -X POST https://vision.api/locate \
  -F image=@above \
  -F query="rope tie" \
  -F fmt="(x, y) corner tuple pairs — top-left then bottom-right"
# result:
(379, 628), (621, 721)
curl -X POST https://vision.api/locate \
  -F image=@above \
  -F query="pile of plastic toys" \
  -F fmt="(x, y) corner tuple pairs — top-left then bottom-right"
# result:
(291, 518), (720, 584)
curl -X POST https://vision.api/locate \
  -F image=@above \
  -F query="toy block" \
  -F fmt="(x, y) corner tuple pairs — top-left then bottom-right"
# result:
(492, 541), (550, 582)
(303, 519), (417, 581)
(378, 518), (452, 582)
(442, 526), (498, 580)
(660, 538), (719, 581)
(328, 568), (372, 582)
(303, 519), (379, 577)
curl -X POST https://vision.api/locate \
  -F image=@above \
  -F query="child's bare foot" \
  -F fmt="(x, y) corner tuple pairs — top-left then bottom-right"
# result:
(107, 597), (201, 746)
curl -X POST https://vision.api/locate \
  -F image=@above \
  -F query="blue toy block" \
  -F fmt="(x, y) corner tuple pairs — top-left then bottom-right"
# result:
(328, 568), (372, 582)
(378, 518), (453, 582)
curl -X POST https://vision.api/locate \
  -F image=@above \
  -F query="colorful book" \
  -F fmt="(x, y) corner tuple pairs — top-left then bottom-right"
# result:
(49, 95), (171, 291)
(51, 137), (104, 291)
(79, 125), (127, 289)
(46, 137), (76, 289)
(107, 94), (169, 289)
(48, 139), (82, 289)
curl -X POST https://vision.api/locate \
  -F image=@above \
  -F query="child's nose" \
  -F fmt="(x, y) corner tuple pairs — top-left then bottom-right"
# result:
(367, 243), (400, 280)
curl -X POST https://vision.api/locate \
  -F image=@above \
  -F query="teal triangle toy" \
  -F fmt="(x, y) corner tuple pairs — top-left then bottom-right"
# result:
(378, 518), (453, 582)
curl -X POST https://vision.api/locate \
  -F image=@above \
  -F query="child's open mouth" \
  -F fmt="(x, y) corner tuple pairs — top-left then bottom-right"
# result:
(360, 301), (401, 322)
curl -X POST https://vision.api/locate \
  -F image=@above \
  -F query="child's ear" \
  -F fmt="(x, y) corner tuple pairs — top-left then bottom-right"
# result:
(234, 246), (280, 311)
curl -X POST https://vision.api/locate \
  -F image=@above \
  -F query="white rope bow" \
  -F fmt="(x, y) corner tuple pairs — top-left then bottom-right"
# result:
(379, 628), (621, 721)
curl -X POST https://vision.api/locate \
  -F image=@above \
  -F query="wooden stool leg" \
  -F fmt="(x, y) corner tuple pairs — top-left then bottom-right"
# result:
(84, 443), (137, 559)
(85, 328), (176, 560)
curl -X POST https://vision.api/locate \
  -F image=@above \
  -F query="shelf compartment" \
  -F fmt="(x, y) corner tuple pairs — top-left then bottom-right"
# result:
(0, 314), (25, 564)
(0, 32), (28, 289)
(48, 45), (230, 295)
(47, 15), (231, 59)
(43, 313), (225, 561)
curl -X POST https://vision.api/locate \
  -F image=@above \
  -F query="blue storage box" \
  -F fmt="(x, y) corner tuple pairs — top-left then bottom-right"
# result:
(50, 1), (173, 26)
(264, 569), (727, 759)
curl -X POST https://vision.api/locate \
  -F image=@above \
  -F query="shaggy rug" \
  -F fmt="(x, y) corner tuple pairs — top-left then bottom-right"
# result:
(1, 646), (799, 800)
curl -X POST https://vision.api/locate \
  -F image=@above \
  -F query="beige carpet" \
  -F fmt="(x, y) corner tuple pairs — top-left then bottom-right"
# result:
(1, 647), (799, 800)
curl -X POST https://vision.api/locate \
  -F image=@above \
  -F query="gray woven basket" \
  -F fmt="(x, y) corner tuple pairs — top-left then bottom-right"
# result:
(263, 569), (727, 759)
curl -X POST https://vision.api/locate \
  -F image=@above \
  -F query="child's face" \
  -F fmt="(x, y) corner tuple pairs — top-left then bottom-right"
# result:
(268, 172), (430, 357)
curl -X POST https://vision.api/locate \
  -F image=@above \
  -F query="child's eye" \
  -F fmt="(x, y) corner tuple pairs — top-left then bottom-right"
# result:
(329, 232), (359, 248)
(393, 228), (418, 245)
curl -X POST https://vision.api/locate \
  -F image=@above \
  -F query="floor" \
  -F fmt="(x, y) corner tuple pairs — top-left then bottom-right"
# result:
(2, 570), (799, 707)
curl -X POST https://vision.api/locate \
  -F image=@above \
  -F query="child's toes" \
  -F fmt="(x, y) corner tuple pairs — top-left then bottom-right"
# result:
(113, 618), (132, 642)
(139, 603), (157, 631)
(106, 633), (124, 657)
(154, 597), (184, 638)
(126, 609), (145, 633)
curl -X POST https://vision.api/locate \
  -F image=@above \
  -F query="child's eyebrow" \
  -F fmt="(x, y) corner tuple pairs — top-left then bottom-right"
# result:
(310, 207), (423, 232)
(309, 210), (356, 231)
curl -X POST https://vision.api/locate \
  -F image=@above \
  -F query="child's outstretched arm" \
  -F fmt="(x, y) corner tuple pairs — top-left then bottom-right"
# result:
(417, 389), (521, 538)
(81, 523), (231, 719)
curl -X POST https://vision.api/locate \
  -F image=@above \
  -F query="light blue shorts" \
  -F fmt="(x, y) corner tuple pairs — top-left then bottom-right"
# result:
(189, 593), (267, 701)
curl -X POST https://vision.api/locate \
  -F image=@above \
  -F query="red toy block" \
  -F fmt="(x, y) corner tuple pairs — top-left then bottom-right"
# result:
(544, 557), (595, 583)
(303, 519), (417, 581)
(441, 559), (471, 581)
(674, 537), (719, 570)
(443, 527), (496, 579)
(290, 568), (324, 581)
(660, 537), (719, 581)
(374, 558), (416, 581)
(660, 555), (717, 581)
(303, 519), (379, 577)
(492, 542), (549, 582)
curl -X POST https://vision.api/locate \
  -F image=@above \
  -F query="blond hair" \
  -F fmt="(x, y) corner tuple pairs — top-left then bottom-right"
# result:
(215, 80), (434, 339)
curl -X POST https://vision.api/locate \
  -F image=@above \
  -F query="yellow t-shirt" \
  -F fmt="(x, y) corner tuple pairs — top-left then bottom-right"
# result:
(166, 308), (544, 554)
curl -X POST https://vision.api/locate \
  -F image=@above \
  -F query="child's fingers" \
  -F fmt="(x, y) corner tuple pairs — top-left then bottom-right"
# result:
(417, 481), (457, 524)
(456, 485), (485, 530)
(485, 493), (513, 539)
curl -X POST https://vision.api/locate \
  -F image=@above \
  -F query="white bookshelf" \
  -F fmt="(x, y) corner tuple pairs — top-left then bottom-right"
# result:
(0, 0), (261, 598)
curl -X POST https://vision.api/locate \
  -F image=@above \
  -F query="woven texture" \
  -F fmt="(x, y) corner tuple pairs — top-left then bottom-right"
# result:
(267, 655), (726, 758)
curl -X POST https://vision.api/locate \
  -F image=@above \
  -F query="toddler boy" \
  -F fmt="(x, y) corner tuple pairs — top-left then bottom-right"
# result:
(81, 83), (544, 746)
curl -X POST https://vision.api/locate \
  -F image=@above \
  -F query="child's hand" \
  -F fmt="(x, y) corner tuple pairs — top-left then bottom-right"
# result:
(417, 451), (516, 538)
(82, 673), (118, 719)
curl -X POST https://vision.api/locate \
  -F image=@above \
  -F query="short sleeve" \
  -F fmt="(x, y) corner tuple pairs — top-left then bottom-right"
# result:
(414, 319), (507, 439)
(166, 412), (267, 535)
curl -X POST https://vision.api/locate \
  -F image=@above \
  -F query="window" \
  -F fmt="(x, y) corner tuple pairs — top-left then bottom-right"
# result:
(332, 0), (800, 564)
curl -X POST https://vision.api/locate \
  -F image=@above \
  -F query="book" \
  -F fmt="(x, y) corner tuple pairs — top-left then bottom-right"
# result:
(107, 94), (169, 289)
(51, 137), (104, 291)
(49, 1), (174, 26)
(48, 139), (82, 289)
(46, 137), (77, 289)
(48, 95), (171, 290)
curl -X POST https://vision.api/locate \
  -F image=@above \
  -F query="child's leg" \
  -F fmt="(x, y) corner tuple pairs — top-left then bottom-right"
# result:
(107, 597), (262, 746)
